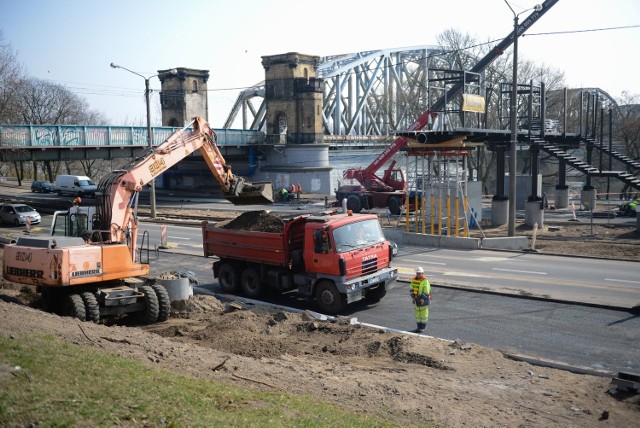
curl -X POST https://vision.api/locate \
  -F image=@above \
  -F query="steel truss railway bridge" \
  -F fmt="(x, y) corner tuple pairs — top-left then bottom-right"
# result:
(0, 46), (638, 200)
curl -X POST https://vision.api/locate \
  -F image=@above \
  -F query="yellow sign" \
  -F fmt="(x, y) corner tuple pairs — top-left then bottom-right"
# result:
(462, 94), (486, 113)
(149, 158), (166, 177)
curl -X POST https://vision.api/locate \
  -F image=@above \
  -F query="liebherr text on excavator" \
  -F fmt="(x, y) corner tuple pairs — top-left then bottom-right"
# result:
(3, 117), (273, 323)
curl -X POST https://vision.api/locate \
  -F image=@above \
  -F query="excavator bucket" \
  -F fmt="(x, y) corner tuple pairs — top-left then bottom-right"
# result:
(224, 179), (274, 205)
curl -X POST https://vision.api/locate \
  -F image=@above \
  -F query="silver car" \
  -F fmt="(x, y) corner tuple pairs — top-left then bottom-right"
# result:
(0, 204), (41, 226)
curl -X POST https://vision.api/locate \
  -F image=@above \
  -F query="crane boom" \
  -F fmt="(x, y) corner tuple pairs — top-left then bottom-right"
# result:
(343, 0), (559, 193)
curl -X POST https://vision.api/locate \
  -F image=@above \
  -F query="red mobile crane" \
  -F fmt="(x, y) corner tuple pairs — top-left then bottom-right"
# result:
(335, 0), (559, 215)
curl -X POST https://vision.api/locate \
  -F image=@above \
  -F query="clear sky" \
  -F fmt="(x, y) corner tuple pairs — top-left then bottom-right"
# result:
(1, 0), (638, 128)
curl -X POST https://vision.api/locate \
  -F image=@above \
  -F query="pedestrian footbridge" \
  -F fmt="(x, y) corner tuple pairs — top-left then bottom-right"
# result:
(0, 124), (262, 162)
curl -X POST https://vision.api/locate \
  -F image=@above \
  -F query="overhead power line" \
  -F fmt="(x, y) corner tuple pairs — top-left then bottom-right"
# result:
(524, 24), (640, 37)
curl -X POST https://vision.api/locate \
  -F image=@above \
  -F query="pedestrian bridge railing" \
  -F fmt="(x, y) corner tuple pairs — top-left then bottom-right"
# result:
(0, 124), (264, 149)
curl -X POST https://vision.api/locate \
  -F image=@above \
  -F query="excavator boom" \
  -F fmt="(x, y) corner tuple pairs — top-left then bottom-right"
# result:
(95, 117), (272, 244)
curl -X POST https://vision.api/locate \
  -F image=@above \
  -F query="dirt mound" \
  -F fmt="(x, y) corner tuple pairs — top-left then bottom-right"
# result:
(220, 210), (285, 233)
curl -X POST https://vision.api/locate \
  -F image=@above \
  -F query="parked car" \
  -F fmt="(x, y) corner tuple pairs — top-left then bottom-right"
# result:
(54, 175), (96, 197)
(31, 180), (56, 193)
(0, 204), (41, 226)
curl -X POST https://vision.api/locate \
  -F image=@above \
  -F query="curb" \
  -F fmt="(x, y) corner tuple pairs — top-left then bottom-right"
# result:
(192, 286), (615, 378)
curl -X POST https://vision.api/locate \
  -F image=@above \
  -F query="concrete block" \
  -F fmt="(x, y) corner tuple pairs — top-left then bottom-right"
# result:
(404, 232), (480, 250)
(481, 236), (528, 251)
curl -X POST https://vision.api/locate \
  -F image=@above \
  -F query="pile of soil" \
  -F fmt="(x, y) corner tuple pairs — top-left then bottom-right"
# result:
(219, 210), (285, 233)
(1, 289), (638, 426)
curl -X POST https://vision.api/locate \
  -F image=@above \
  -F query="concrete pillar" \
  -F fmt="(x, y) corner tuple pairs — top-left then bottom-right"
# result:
(525, 200), (544, 227)
(581, 188), (597, 211)
(491, 199), (508, 226)
(555, 186), (569, 209)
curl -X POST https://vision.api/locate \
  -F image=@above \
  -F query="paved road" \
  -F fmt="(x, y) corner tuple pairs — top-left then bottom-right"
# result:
(61, 221), (637, 311)
(144, 249), (640, 374)
(2, 184), (639, 373)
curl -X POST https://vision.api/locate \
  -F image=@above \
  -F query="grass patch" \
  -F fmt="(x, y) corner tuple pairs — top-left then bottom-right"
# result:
(0, 334), (389, 427)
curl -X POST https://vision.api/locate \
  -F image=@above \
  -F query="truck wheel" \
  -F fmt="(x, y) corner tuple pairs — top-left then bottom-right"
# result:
(346, 195), (362, 213)
(241, 268), (263, 298)
(80, 292), (100, 323)
(314, 281), (346, 315)
(388, 196), (402, 216)
(365, 284), (387, 303)
(151, 283), (171, 322)
(218, 263), (240, 293)
(64, 294), (87, 321)
(137, 285), (159, 324)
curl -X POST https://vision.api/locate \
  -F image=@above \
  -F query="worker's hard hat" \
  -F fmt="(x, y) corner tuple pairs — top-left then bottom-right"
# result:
(416, 267), (424, 274)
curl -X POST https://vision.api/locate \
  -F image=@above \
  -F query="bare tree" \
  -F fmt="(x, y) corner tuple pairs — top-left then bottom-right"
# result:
(615, 92), (640, 198)
(0, 34), (25, 124)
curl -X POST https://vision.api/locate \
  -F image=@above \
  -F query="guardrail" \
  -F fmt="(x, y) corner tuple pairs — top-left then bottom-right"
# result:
(0, 125), (263, 148)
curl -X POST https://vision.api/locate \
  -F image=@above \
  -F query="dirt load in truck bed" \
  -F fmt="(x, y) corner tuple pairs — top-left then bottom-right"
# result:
(218, 210), (285, 233)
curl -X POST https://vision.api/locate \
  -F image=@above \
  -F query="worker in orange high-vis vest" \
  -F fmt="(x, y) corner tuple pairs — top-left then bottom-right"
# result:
(410, 267), (431, 332)
(296, 183), (302, 201)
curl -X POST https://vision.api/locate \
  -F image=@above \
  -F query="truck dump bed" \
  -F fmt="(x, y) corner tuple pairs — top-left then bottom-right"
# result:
(202, 211), (291, 267)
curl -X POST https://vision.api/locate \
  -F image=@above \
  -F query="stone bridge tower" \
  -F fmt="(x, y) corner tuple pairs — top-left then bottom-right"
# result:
(261, 53), (324, 144)
(260, 53), (331, 195)
(159, 68), (209, 126)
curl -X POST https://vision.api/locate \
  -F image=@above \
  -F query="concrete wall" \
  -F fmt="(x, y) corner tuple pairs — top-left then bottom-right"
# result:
(383, 228), (529, 251)
(503, 175), (542, 210)
(260, 144), (332, 194)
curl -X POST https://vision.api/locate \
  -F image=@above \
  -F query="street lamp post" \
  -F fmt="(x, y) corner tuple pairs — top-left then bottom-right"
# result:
(504, 1), (541, 236)
(110, 62), (176, 218)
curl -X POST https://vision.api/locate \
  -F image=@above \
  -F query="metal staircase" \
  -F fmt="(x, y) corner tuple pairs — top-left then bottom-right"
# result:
(540, 142), (640, 190)
(592, 144), (640, 171)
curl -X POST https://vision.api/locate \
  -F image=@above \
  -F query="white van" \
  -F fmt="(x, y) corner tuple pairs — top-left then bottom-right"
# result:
(55, 175), (97, 197)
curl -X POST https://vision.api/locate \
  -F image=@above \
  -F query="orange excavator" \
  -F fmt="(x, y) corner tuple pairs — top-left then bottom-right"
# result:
(3, 117), (272, 323)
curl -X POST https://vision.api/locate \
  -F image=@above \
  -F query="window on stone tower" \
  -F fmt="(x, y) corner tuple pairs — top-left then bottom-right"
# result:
(192, 80), (198, 92)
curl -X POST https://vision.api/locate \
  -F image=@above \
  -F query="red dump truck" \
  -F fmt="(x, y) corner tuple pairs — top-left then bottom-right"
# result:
(202, 210), (397, 314)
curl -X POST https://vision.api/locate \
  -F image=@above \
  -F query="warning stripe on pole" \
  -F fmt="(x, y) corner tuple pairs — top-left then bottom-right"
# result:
(159, 224), (168, 249)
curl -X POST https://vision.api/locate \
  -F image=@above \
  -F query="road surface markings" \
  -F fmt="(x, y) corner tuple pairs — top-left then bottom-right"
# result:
(442, 272), (485, 277)
(403, 259), (446, 266)
(492, 268), (547, 275)
(604, 278), (640, 285)
(168, 236), (190, 240)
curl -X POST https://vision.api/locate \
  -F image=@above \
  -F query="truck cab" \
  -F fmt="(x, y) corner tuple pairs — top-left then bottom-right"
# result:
(302, 213), (396, 312)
